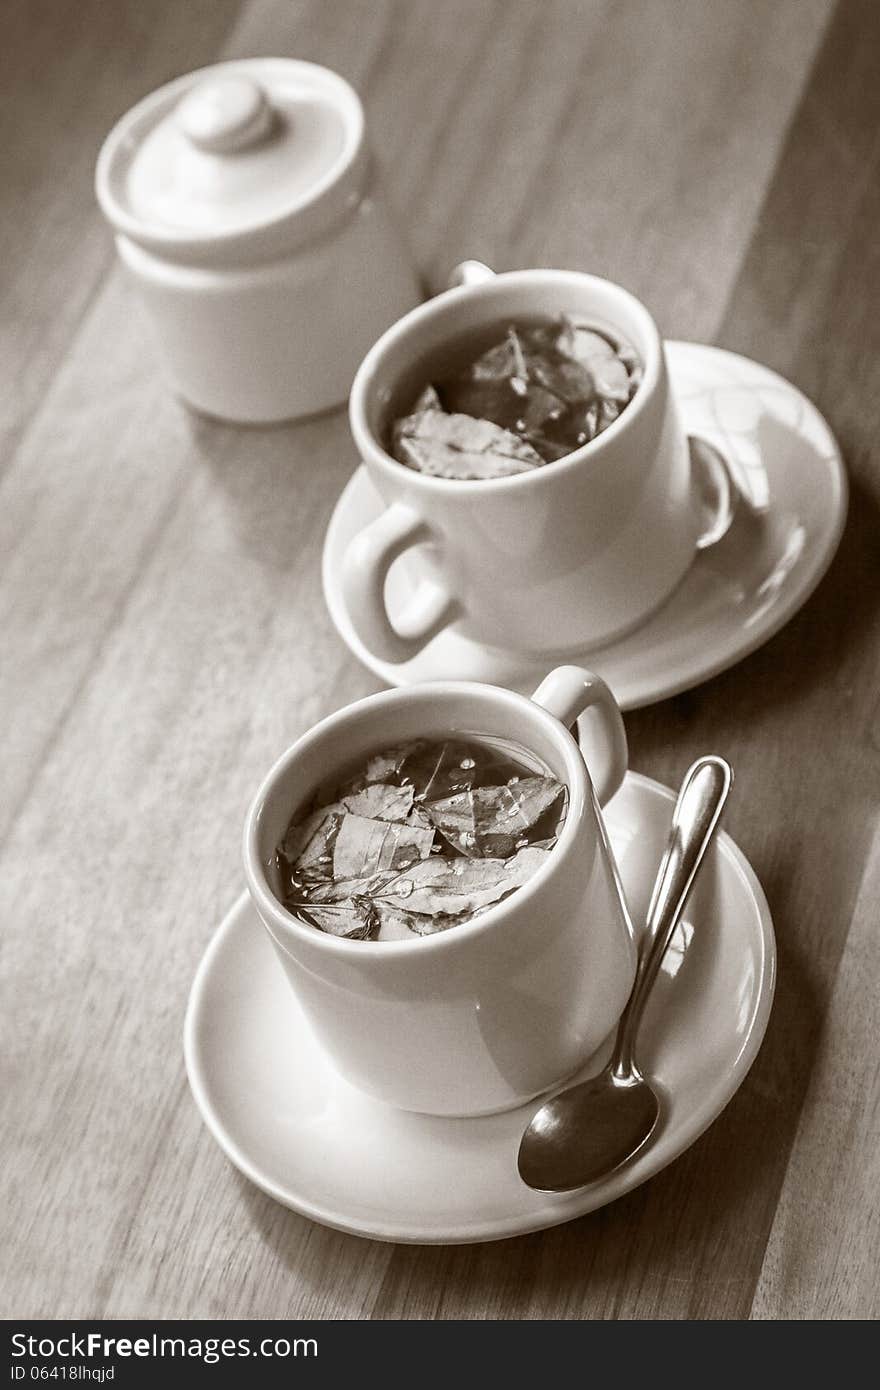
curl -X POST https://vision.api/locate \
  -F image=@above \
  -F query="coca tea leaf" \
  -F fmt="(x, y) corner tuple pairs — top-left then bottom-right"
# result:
(292, 896), (378, 940)
(440, 324), (592, 435)
(374, 902), (421, 941)
(399, 739), (479, 800)
(380, 845), (551, 916)
(281, 783), (413, 866)
(412, 383), (443, 413)
(304, 872), (396, 905)
(424, 776), (565, 857)
(332, 812), (435, 880)
(341, 782), (414, 822)
(406, 803), (436, 831)
(282, 809), (341, 871)
(525, 346), (595, 407)
(469, 330), (524, 383)
(439, 372), (563, 438)
(556, 320), (632, 402)
(376, 902), (471, 938)
(399, 739), (525, 802)
(391, 411), (541, 480)
(336, 749), (410, 797)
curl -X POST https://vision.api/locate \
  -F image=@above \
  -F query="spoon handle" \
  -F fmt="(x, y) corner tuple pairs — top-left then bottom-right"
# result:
(611, 755), (733, 1081)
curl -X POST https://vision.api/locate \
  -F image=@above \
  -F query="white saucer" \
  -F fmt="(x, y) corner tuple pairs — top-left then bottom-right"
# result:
(322, 342), (846, 708)
(184, 773), (775, 1244)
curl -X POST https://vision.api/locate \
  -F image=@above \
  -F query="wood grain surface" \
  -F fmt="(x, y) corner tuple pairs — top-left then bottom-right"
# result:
(2, 0), (878, 1321)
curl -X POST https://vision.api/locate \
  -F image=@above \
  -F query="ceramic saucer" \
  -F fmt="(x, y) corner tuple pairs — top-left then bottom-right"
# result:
(322, 342), (846, 709)
(184, 773), (775, 1244)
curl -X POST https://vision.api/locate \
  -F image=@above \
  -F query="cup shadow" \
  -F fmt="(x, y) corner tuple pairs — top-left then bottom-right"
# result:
(628, 471), (875, 755)
(178, 402), (357, 574)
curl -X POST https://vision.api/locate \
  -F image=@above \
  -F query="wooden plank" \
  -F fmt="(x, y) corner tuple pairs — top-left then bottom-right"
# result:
(716, 0), (880, 1320)
(750, 819), (880, 1319)
(626, 0), (880, 1320)
(0, 0), (242, 469)
(0, 381), (382, 1316)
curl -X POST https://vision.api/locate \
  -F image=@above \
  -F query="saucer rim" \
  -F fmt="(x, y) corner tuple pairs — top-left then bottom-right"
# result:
(321, 340), (847, 709)
(184, 772), (776, 1245)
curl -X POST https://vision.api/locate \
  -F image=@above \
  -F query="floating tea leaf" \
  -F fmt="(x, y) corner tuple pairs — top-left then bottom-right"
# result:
(399, 739), (522, 801)
(284, 809), (341, 871)
(556, 320), (632, 402)
(377, 902), (473, 937)
(381, 845), (550, 916)
(406, 798), (433, 820)
(440, 373), (562, 438)
(342, 783), (414, 822)
(399, 739), (479, 800)
(439, 328), (567, 436)
(291, 896), (377, 940)
(424, 776), (566, 858)
(332, 812), (435, 880)
(305, 873), (396, 905)
(413, 383), (442, 413)
(281, 783), (414, 865)
(340, 747), (410, 793)
(391, 411), (542, 480)
(374, 902), (422, 941)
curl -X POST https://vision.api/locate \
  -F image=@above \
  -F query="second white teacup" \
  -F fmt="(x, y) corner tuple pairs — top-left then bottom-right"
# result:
(344, 266), (704, 663)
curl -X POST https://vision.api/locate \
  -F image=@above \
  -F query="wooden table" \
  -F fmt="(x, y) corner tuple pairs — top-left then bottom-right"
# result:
(3, 0), (878, 1321)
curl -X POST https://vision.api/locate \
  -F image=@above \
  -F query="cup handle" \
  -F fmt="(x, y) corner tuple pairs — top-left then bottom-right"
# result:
(690, 433), (770, 551)
(342, 502), (462, 664)
(447, 259), (496, 290)
(530, 665), (628, 806)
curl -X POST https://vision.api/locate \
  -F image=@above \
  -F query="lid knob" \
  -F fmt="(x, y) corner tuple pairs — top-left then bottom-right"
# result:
(176, 75), (276, 154)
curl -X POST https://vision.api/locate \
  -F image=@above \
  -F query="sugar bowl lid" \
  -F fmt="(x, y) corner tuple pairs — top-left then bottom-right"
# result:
(95, 58), (367, 263)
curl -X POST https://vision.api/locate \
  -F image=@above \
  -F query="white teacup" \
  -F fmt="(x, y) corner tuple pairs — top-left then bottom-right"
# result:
(243, 666), (637, 1117)
(344, 266), (708, 663)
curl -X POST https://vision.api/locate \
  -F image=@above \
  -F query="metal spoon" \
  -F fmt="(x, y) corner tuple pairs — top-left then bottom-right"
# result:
(518, 755), (733, 1193)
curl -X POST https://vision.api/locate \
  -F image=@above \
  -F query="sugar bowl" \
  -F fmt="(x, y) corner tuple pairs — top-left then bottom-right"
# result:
(96, 58), (422, 423)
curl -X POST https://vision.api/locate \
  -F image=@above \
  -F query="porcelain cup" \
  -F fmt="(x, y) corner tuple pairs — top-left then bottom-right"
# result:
(344, 266), (705, 662)
(243, 665), (637, 1117)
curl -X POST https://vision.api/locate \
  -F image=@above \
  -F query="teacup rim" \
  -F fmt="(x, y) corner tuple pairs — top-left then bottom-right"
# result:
(349, 266), (663, 493)
(243, 680), (591, 958)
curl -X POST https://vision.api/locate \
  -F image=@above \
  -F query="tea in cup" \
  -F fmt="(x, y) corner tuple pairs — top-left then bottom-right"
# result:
(343, 267), (708, 663)
(243, 665), (636, 1116)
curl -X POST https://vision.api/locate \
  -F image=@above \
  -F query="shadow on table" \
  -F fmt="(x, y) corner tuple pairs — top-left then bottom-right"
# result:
(626, 472), (880, 769)
(179, 401), (357, 574)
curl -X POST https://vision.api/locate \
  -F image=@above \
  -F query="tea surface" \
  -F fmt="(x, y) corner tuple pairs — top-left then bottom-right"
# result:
(390, 316), (642, 479)
(275, 736), (568, 941)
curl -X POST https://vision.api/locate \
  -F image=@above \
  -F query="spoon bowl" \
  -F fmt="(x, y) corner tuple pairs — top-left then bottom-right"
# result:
(518, 755), (732, 1193)
(519, 1074), (660, 1193)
